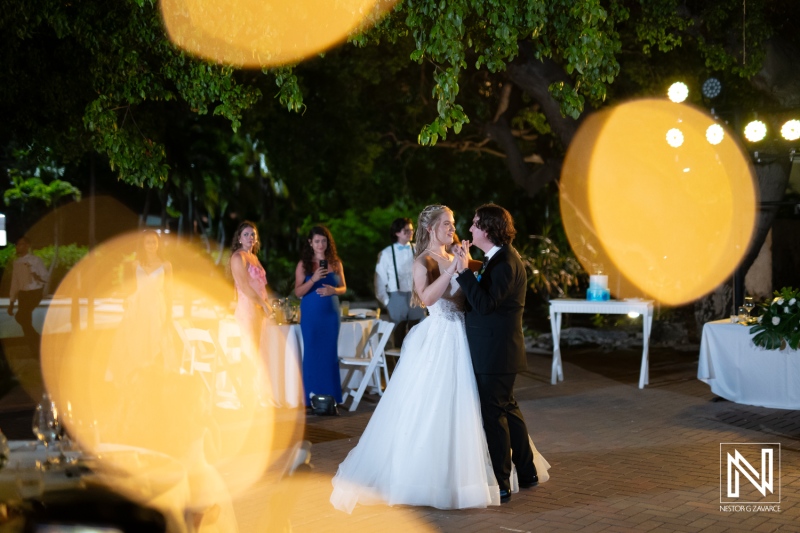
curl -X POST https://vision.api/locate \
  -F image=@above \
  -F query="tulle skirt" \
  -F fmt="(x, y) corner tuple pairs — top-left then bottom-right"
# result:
(330, 313), (500, 513)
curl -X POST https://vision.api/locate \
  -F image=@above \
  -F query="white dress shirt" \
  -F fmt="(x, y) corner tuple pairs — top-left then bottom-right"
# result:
(483, 245), (502, 265)
(374, 243), (415, 307)
(9, 253), (48, 304)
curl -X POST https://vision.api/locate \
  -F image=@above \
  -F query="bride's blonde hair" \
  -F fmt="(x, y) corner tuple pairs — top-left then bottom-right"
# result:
(411, 204), (453, 308)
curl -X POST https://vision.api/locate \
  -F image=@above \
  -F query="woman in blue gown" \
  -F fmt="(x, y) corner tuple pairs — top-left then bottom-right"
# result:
(294, 226), (347, 406)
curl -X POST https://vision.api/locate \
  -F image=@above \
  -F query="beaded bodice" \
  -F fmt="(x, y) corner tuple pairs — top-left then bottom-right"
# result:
(426, 277), (465, 322)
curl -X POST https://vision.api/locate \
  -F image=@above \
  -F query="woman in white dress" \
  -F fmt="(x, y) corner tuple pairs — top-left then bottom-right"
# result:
(330, 205), (549, 513)
(107, 230), (176, 382)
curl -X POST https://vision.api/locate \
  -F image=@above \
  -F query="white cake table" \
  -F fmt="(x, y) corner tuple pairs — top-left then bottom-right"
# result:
(549, 299), (655, 388)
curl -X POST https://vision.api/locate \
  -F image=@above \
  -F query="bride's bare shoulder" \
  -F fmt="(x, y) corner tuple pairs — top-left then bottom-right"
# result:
(414, 254), (441, 278)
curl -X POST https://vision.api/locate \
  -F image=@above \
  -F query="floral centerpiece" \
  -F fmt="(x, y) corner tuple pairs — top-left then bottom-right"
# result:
(749, 287), (800, 350)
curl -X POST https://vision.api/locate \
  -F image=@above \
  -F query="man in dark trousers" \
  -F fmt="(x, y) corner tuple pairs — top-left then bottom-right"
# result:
(7, 237), (48, 356)
(455, 203), (537, 503)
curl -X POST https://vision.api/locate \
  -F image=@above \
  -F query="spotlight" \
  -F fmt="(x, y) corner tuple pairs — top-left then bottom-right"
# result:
(667, 82), (689, 103)
(628, 312), (640, 319)
(781, 119), (800, 141)
(706, 124), (724, 145)
(666, 128), (684, 147)
(744, 120), (767, 142)
(702, 78), (722, 99)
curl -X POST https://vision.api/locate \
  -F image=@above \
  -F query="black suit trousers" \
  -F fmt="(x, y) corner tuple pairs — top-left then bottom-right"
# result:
(16, 288), (43, 355)
(474, 373), (536, 491)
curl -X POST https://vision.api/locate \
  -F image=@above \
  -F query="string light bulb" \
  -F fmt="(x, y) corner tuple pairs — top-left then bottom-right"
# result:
(667, 82), (689, 103)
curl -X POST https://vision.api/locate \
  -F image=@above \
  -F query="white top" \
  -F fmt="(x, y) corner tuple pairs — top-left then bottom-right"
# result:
(9, 253), (48, 304)
(375, 243), (415, 306)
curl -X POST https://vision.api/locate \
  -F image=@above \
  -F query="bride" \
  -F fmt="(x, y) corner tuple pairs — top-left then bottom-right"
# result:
(330, 205), (549, 513)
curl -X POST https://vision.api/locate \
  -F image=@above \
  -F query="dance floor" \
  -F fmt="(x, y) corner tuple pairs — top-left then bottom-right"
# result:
(1, 342), (798, 532)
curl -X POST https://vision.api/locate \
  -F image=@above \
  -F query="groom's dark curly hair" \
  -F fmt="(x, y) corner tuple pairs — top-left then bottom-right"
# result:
(474, 203), (517, 246)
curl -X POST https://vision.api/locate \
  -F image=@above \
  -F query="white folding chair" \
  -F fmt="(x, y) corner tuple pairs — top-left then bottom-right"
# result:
(174, 319), (235, 408)
(347, 308), (378, 318)
(339, 320), (395, 411)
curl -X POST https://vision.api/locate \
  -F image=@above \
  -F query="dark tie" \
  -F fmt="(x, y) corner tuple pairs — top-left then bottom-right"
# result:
(477, 260), (487, 281)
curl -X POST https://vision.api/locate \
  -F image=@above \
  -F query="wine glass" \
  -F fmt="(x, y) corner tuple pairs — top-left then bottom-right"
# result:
(32, 393), (61, 461)
(743, 296), (756, 323)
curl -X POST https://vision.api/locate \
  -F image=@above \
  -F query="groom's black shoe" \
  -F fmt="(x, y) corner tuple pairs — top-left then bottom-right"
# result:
(519, 474), (539, 488)
(499, 489), (511, 503)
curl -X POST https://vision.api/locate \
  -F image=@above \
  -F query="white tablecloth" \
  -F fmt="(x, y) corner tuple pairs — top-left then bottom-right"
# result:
(549, 298), (655, 388)
(697, 320), (800, 409)
(218, 317), (375, 408)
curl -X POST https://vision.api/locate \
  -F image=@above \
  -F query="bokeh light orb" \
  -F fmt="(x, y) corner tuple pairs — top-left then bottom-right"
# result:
(39, 230), (303, 514)
(744, 120), (767, 142)
(706, 123), (725, 145)
(161, 0), (398, 67)
(667, 82), (689, 103)
(560, 99), (757, 305)
(781, 119), (800, 141)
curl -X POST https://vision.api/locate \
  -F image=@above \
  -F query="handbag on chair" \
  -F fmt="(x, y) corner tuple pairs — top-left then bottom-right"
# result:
(309, 393), (339, 416)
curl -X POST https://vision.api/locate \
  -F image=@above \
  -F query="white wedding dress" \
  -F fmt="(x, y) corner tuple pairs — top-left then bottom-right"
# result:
(330, 277), (550, 513)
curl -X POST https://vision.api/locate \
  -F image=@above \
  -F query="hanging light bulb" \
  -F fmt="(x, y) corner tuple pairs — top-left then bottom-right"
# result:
(667, 82), (689, 103)
(780, 119), (800, 141)
(666, 128), (684, 147)
(744, 120), (767, 142)
(706, 124), (725, 145)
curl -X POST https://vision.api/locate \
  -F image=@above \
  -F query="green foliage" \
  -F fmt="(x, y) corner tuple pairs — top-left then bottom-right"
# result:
(750, 287), (800, 351)
(32, 244), (90, 271)
(393, 0), (627, 141)
(0, 244), (89, 295)
(518, 232), (586, 300)
(2, 0), (263, 188)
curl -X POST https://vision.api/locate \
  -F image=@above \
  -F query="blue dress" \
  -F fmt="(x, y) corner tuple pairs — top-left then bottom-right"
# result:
(300, 272), (342, 405)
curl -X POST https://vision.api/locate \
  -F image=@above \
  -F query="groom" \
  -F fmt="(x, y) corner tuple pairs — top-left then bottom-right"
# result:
(455, 203), (537, 503)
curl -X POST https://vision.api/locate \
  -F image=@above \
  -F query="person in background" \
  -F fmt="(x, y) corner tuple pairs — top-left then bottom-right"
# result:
(7, 237), (48, 356)
(107, 230), (175, 381)
(295, 226), (347, 407)
(374, 217), (426, 348)
(230, 221), (271, 361)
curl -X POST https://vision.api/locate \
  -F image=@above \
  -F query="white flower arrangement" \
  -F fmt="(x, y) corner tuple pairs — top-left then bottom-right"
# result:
(750, 287), (800, 350)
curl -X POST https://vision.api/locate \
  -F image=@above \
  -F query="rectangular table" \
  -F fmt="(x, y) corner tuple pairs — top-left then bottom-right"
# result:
(549, 298), (655, 389)
(698, 320), (800, 409)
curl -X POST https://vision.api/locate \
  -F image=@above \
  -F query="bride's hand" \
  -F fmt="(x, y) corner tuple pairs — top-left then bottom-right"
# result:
(455, 241), (469, 271)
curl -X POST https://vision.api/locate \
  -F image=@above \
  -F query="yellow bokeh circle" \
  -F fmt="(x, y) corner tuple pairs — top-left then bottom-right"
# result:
(560, 99), (757, 305)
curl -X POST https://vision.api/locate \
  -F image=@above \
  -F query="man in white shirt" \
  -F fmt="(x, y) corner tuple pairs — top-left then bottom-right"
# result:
(375, 218), (426, 347)
(8, 237), (48, 355)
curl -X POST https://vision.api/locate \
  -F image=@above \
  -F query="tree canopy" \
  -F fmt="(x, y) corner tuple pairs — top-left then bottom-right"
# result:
(2, 0), (799, 298)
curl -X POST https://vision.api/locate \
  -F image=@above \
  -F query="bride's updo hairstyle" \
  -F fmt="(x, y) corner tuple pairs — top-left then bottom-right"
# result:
(414, 204), (453, 259)
(412, 204), (453, 307)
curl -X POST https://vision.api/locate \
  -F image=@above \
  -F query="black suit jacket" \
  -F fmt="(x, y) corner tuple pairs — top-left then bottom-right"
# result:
(456, 245), (527, 374)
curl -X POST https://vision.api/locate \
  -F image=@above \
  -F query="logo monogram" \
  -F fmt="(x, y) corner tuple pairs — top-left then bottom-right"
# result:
(720, 443), (780, 504)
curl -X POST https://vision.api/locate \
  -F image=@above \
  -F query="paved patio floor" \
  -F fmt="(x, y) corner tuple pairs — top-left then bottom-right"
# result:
(1, 342), (798, 532)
